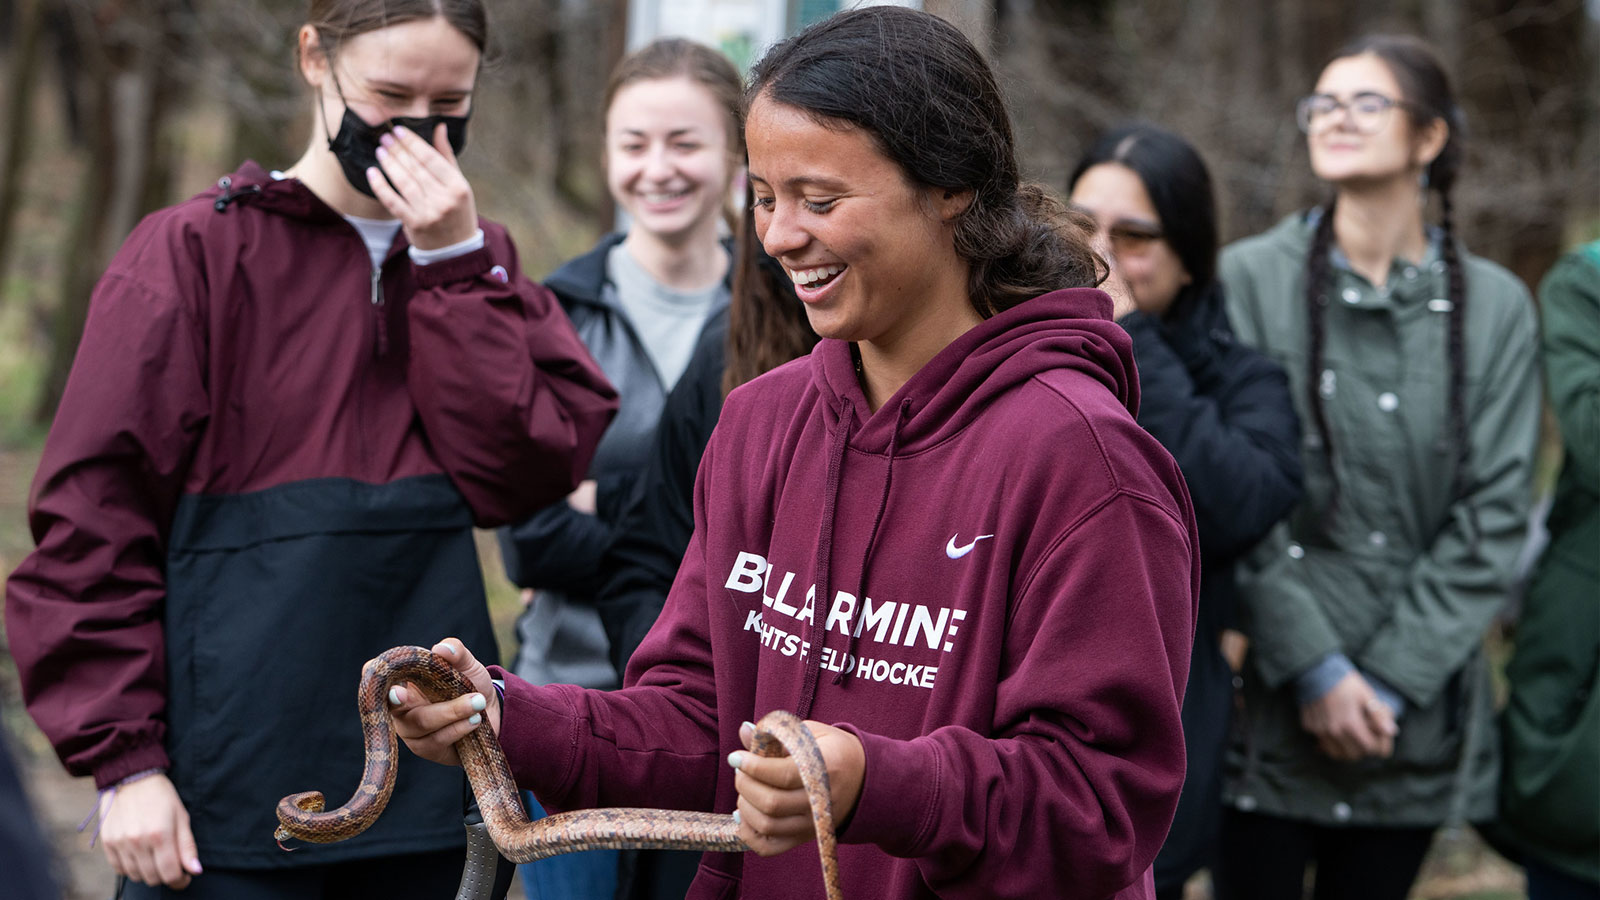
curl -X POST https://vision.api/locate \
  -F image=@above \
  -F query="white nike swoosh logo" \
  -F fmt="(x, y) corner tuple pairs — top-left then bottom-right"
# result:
(946, 533), (994, 559)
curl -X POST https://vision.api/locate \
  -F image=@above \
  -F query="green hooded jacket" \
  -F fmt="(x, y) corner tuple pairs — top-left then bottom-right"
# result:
(1218, 211), (1541, 827)
(1498, 242), (1600, 883)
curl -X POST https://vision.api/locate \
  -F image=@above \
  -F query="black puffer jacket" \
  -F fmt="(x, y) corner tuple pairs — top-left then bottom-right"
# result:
(1125, 283), (1303, 894)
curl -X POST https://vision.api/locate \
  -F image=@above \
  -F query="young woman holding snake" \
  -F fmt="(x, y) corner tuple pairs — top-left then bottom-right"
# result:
(4, 0), (617, 897)
(390, 7), (1199, 899)
(1213, 35), (1540, 900)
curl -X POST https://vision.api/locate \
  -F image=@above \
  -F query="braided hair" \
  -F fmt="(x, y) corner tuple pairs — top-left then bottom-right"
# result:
(1304, 35), (1469, 532)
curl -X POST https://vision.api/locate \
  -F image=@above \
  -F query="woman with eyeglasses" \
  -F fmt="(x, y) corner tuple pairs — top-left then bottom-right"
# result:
(1215, 35), (1540, 900)
(1067, 123), (1304, 900)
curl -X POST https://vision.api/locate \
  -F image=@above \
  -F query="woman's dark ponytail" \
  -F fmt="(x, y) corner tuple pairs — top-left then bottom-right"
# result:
(1304, 196), (1342, 524)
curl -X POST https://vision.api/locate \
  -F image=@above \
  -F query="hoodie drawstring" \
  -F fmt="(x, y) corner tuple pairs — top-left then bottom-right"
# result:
(795, 399), (854, 720)
(834, 398), (910, 686)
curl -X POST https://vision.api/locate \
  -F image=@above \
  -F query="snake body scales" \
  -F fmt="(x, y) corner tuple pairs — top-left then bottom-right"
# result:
(275, 646), (842, 900)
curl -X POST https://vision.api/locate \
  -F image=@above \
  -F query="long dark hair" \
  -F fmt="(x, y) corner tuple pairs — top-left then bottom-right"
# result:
(746, 6), (1102, 318)
(1068, 123), (1219, 318)
(724, 182), (818, 396)
(1305, 34), (1469, 525)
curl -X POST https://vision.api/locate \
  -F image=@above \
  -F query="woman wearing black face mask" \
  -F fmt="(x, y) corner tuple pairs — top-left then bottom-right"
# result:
(2, 2), (618, 899)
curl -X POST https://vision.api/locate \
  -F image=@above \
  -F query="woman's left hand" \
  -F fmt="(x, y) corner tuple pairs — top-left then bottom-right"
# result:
(729, 720), (865, 857)
(368, 123), (479, 251)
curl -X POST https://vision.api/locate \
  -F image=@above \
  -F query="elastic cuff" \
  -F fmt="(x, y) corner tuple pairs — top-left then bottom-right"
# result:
(833, 725), (937, 857)
(1295, 652), (1354, 705)
(1362, 670), (1407, 717)
(409, 228), (485, 266)
(412, 245), (496, 288)
(487, 666), (582, 800)
(91, 741), (173, 791)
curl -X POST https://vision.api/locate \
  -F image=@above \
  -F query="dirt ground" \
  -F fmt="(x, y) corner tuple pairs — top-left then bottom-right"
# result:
(0, 443), (1527, 900)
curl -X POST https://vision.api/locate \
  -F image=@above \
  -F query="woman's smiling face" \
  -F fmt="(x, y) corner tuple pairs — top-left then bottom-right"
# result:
(746, 95), (968, 347)
(605, 75), (735, 245)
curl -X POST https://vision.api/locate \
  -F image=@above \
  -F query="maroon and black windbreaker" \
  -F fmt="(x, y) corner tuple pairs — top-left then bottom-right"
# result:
(4, 161), (617, 867)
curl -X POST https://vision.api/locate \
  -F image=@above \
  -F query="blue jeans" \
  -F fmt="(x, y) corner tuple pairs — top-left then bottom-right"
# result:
(520, 791), (620, 900)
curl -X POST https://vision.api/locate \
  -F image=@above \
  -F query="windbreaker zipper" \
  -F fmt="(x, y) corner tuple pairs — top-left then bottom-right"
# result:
(370, 265), (388, 357)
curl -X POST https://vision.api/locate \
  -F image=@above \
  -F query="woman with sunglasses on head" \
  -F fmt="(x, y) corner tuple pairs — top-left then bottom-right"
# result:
(493, 37), (743, 900)
(1215, 35), (1540, 900)
(388, 8), (1200, 898)
(3, 1), (617, 897)
(1067, 123), (1303, 900)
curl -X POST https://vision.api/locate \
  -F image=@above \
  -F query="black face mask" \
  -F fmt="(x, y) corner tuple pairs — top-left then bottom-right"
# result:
(323, 77), (471, 198)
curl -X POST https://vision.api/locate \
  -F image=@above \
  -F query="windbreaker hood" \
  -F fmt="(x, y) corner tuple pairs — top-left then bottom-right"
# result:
(811, 287), (1137, 454)
(204, 160), (360, 225)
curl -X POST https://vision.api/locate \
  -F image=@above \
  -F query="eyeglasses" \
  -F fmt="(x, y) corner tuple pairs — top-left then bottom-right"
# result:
(1296, 91), (1423, 135)
(1105, 223), (1165, 257)
(1070, 206), (1165, 258)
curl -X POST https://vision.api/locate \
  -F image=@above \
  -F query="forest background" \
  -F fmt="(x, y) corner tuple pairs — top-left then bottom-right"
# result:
(0, 1), (1595, 897)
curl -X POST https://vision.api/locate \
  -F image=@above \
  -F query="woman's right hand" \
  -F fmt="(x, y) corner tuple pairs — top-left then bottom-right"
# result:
(387, 639), (501, 767)
(100, 773), (202, 889)
(1299, 670), (1398, 761)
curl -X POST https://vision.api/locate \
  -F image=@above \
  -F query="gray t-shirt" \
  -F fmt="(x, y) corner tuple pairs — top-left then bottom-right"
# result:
(606, 243), (728, 390)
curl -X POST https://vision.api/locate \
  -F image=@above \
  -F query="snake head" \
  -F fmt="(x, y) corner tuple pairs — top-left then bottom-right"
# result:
(273, 826), (298, 851)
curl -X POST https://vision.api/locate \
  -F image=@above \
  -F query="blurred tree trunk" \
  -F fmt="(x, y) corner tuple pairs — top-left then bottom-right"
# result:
(215, 0), (305, 170)
(0, 0), (47, 293)
(1454, 0), (1592, 290)
(34, 0), (186, 424)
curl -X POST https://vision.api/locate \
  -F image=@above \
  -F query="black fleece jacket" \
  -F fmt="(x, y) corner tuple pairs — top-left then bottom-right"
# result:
(1127, 282), (1303, 892)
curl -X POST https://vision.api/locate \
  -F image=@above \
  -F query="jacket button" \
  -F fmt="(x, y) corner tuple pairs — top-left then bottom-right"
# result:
(1237, 795), (1258, 812)
(1404, 266), (1418, 279)
(1369, 530), (1388, 547)
(1288, 542), (1306, 560)
(1341, 288), (1361, 304)
(1333, 802), (1353, 822)
(1320, 370), (1338, 398)
(1378, 392), (1399, 412)
(1432, 260), (1448, 274)
(1428, 298), (1454, 312)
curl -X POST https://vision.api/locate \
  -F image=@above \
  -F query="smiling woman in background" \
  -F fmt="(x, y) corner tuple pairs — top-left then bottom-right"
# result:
(493, 36), (744, 900)
(2, 1), (617, 897)
(1215, 34), (1540, 900)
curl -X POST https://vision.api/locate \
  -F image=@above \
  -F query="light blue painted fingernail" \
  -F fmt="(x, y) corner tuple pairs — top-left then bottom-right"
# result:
(437, 643), (457, 656)
(727, 751), (744, 770)
(388, 687), (401, 706)
(469, 694), (486, 712)
(740, 720), (755, 732)
(731, 809), (741, 825)
(468, 713), (482, 725)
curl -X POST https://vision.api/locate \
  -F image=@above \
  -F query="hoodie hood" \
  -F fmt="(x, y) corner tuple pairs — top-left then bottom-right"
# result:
(496, 282), (1198, 900)
(811, 287), (1137, 455)
(792, 286), (1142, 709)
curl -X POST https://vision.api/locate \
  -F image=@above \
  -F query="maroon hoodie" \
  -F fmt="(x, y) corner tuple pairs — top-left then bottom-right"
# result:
(494, 288), (1199, 898)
